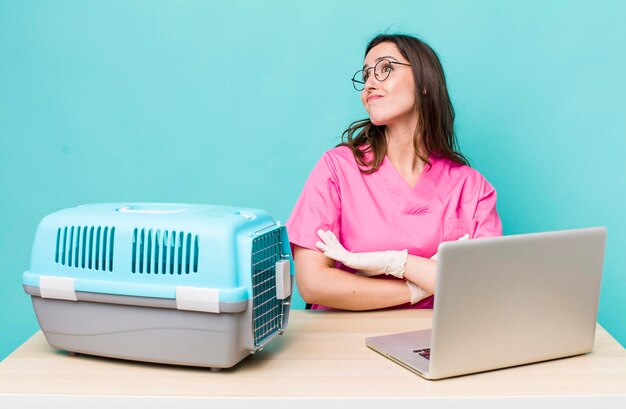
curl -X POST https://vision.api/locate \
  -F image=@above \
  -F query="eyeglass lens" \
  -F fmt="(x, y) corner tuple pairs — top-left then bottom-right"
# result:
(352, 59), (394, 91)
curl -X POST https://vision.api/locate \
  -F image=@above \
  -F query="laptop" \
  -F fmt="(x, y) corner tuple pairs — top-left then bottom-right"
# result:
(366, 227), (607, 380)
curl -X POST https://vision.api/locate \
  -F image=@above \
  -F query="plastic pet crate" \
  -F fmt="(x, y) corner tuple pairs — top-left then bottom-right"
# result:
(22, 203), (294, 369)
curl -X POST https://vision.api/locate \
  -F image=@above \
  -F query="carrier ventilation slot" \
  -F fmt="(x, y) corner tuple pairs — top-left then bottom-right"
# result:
(251, 229), (284, 346)
(131, 228), (199, 275)
(54, 226), (115, 272)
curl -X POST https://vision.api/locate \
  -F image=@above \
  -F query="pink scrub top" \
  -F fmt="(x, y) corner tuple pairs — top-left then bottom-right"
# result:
(285, 146), (502, 310)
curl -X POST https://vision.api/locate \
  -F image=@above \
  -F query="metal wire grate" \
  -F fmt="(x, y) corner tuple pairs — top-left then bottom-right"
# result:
(54, 226), (115, 272)
(131, 228), (199, 275)
(251, 229), (284, 346)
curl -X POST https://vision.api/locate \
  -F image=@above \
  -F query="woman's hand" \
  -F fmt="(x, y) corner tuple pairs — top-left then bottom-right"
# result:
(315, 229), (408, 278)
(406, 280), (431, 304)
(430, 234), (470, 260)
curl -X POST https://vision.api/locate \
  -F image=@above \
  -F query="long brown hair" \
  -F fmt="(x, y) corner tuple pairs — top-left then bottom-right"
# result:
(339, 34), (469, 173)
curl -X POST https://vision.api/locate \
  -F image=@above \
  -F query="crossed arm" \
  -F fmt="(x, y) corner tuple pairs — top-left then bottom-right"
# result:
(293, 230), (439, 311)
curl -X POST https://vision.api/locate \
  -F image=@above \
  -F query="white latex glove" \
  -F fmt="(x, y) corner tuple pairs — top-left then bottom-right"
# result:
(315, 229), (408, 278)
(430, 234), (470, 261)
(406, 281), (431, 304)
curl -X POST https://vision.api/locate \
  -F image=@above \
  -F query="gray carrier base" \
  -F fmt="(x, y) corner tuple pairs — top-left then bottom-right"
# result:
(24, 285), (288, 369)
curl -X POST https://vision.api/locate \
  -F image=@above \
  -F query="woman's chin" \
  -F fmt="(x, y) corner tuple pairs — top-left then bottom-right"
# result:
(369, 115), (387, 126)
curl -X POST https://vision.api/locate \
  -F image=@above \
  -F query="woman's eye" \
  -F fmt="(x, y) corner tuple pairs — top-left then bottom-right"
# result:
(362, 71), (370, 82)
(381, 63), (392, 72)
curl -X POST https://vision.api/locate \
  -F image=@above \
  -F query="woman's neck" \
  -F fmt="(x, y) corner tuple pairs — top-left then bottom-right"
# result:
(385, 119), (424, 175)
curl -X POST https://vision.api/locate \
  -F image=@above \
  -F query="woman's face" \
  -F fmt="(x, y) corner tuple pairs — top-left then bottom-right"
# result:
(360, 42), (417, 127)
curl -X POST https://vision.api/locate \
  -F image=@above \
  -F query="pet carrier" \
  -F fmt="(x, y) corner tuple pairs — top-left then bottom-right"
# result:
(22, 203), (294, 369)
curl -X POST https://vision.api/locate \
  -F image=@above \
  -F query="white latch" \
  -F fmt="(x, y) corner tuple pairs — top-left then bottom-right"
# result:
(175, 286), (220, 313)
(39, 276), (77, 301)
(275, 260), (291, 300)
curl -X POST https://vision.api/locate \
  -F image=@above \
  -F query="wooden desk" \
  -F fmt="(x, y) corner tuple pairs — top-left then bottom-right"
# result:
(1, 310), (625, 408)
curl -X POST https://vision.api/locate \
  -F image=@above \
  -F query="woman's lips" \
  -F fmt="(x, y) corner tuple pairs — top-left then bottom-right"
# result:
(367, 95), (383, 103)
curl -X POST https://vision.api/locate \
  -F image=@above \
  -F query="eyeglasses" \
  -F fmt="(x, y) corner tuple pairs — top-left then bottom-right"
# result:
(351, 59), (411, 91)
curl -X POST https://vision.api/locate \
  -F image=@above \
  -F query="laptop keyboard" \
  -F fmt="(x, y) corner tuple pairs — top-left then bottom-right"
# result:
(413, 348), (430, 360)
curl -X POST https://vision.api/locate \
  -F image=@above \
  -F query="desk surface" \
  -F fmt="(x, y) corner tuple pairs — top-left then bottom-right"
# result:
(1, 309), (625, 399)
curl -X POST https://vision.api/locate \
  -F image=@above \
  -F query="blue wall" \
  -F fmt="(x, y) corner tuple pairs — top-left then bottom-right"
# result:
(1, 0), (625, 360)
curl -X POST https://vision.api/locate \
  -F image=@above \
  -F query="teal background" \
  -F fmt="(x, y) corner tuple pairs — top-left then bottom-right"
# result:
(1, 1), (625, 361)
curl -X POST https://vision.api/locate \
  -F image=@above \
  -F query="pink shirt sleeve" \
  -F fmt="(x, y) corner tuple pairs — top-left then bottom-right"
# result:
(285, 153), (341, 251)
(472, 177), (503, 238)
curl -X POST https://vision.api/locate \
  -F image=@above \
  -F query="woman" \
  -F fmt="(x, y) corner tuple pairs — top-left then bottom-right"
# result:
(285, 34), (502, 311)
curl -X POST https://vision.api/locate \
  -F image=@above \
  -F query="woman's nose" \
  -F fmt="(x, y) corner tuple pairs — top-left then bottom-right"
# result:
(364, 73), (379, 90)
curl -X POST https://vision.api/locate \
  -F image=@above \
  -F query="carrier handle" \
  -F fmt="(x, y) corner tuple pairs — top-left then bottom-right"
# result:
(117, 205), (187, 215)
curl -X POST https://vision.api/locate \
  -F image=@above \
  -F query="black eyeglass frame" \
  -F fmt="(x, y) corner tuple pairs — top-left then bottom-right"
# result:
(351, 59), (412, 91)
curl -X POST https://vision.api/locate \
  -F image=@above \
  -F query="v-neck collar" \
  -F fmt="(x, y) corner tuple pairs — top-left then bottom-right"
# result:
(379, 154), (445, 215)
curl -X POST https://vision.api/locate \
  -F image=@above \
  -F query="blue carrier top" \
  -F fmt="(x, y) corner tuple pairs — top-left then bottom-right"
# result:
(23, 203), (293, 307)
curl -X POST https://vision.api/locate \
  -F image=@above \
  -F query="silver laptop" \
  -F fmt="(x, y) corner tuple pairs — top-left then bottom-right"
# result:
(366, 227), (607, 380)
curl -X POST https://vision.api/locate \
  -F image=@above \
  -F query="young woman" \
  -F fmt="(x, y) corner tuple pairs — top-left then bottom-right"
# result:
(286, 34), (502, 311)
